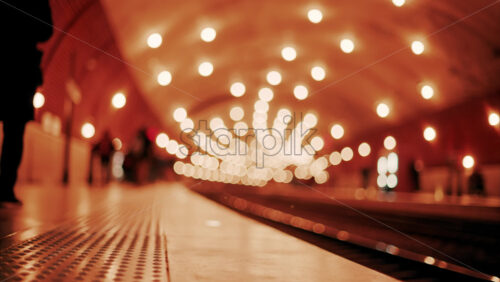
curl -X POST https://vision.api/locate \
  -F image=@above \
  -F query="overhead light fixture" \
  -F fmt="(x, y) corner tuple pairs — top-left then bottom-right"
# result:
(411, 41), (425, 55)
(384, 136), (396, 150)
(157, 70), (172, 86)
(307, 9), (323, 24)
(330, 124), (344, 139)
(421, 85), (434, 99)
(111, 92), (126, 109)
(392, 0), (405, 7)
(462, 155), (475, 169)
(81, 123), (95, 139)
(376, 103), (390, 118)
(198, 62), (214, 77)
(266, 71), (282, 85)
(230, 82), (246, 97)
(293, 85), (308, 100)
(311, 66), (326, 81)
(423, 126), (436, 141)
(147, 33), (162, 48)
(340, 39), (355, 53)
(33, 92), (45, 109)
(281, 46), (297, 61)
(200, 27), (216, 42)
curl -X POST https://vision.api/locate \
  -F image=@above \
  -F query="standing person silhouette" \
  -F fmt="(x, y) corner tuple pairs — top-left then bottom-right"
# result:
(0, 1), (53, 204)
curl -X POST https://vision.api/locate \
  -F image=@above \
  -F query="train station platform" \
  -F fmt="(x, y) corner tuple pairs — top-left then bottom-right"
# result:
(0, 183), (395, 281)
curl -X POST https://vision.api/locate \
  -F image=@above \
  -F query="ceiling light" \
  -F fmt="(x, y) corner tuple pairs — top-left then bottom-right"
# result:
(384, 136), (396, 150)
(258, 87), (274, 102)
(411, 41), (425, 55)
(33, 92), (45, 109)
(230, 82), (246, 97)
(311, 136), (324, 151)
(200, 27), (216, 42)
(147, 33), (162, 48)
(423, 126), (436, 141)
(156, 133), (169, 148)
(198, 62), (213, 77)
(266, 71), (282, 85)
(294, 85), (308, 100)
(173, 107), (187, 122)
(111, 92), (126, 109)
(341, 147), (353, 161)
(376, 103), (390, 118)
(330, 124), (344, 139)
(307, 9), (323, 24)
(421, 85), (434, 99)
(340, 39), (355, 53)
(329, 151), (342, 165)
(281, 47), (297, 61)
(392, 0), (405, 7)
(358, 142), (371, 157)
(462, 155), (475, 169)
(488, 112), (499, 126)
(304, 113), (317, 127)
(230, 106), (244, 121)
(81, 123), (95, 139)
(157, 70), (172, 86)
(180, 118), (194, 132)
(311, 66), (326, 81)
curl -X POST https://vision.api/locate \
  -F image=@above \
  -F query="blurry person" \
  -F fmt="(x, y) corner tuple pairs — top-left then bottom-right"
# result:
(123, 129), (153, 184)
(468, 167), (486, 196)
(361, 167), (370, 189)
(0, 1), (53, 203)
(91, 131), (114, 185)
(408, 159), (421, 191)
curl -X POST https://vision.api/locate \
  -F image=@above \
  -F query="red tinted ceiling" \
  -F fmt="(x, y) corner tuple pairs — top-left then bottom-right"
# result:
(101, 0), (500, 141)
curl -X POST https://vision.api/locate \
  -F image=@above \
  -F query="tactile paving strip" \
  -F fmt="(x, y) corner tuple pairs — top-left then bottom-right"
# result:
(0, 201), (170, 281)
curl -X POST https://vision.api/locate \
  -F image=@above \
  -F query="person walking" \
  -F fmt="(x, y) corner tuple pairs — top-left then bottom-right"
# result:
(0, 0), (53, 203)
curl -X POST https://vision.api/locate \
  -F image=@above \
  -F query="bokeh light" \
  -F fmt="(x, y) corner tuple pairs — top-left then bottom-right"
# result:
(281, 47), (297, 61)
(341, 147), (354, 161)
(384, 136), (396, 150)
(267, 71), (282, 85)
(311, 66), (326, 81)
(411, 41), (425, 55)
(329, 151), (342, 165)
(230, 82), (246, 97)
(307, 9), (323, 24)
(421, 85), (434, 100)
(33, 92), (45, 109)
(340, 39), (355, 53)
(376, 103), (390, 118)
(200, 27), (216, 42)
(198, 62), (214, 77)
(358, 142), (371, 157)
(111, 92), (126, 109)
(488, 112), (500, 126)
(258, 87), (274, 102)
(156, 133), (169, 148)
(423, 126), (436, 141)
(330, 124), (344, 139)
(294, 85), (308, 100)
(462, 155), (475, 169)
(81, 123), (95, 139)
(173, 107), (187, 122)
(147, 33), (162, 48)
(392, 0), (405, 7)
(157, 70), (172, 86)
(230, 106), (244, 121)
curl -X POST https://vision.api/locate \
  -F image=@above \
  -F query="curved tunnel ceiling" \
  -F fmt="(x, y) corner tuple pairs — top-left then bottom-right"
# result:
(101, 0), (500, 141)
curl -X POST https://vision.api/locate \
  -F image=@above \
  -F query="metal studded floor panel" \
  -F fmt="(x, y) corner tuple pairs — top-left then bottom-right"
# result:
(0, 183), (399, 282)
(0, 200), (170, 281)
